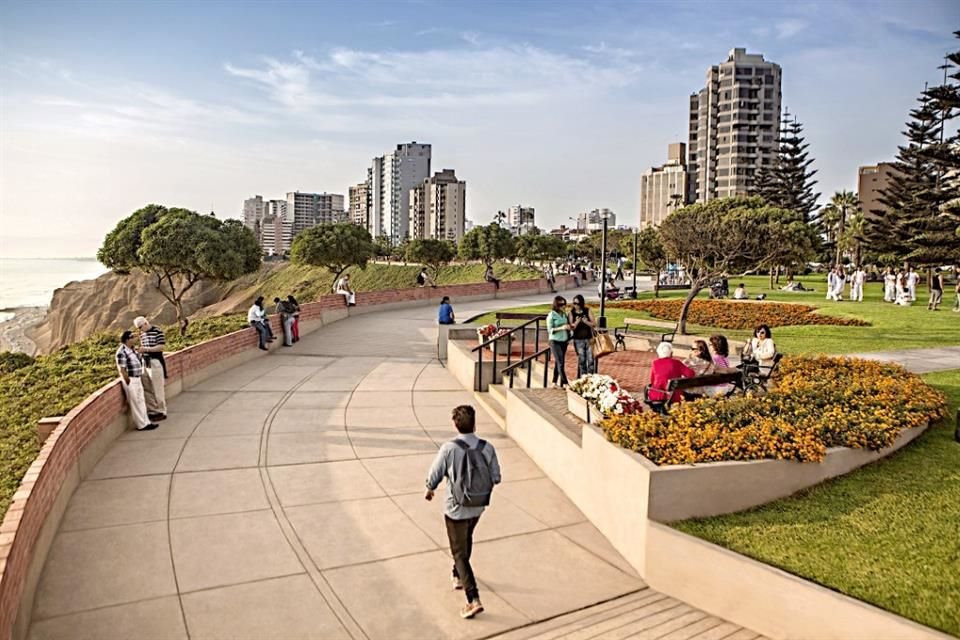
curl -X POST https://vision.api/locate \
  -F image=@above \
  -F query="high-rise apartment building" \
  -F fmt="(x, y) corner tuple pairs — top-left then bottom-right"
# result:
(507, 205), (536, 235)
(857, 163), (899, 220)
(688, 48), (782, 203)
(409, 169), (466, 243)
(242, 195), (266, 234)
(577, 209), (616, 231)
(368, 142), (432, 244)
(285, 191), (346, 237)
(640, 143), (689, 228)
(259, 199), (291, 256)
(349, 182), (370, 227)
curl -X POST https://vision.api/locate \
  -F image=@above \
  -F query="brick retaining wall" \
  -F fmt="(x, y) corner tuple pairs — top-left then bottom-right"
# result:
(0, 275), (563, 639)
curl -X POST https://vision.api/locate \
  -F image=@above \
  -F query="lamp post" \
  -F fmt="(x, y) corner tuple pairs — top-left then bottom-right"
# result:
(599, 213), (609, 329)
(631, 228), (638, 299)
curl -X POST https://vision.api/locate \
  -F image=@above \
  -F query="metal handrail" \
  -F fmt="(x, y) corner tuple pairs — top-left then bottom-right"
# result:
(501, 346), (551, 389)
(470, 315), (545, 352)
(472, 314), (547, 391)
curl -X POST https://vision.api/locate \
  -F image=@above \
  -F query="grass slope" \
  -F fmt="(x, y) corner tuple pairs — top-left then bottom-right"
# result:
(672, 369), (960, 636)
(476, 274), (960, 354)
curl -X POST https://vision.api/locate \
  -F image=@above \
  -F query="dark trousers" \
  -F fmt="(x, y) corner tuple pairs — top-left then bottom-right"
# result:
(445, 515), (480, 602)
(550, 340), (569, 385)
(251, 321), (270, 348)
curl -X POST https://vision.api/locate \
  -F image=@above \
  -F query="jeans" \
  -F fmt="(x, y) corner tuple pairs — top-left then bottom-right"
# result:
(572, 339), (594, 378)
(445, 515), (480, 602)
(251, 321), (270, 348)
(550, 340), (569, 386)
(282, 316), (294, 346)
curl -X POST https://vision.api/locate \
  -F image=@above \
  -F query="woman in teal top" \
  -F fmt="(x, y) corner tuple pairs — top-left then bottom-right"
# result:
(547, 296), (572, 387)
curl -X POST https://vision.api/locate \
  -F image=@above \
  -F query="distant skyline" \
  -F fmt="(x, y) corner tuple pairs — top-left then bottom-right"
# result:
(1, 0), (957, 258)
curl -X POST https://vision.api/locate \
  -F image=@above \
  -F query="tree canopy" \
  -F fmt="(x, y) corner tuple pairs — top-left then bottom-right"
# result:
(98, 205), (261, 333)
(458, 223), (516, 265)
(290, 222), (377, 289)
(633, 227), (667, 297)
(754, 112), (820, 223)
(405, 238), (456, 280)
(658, 196), (815, 333)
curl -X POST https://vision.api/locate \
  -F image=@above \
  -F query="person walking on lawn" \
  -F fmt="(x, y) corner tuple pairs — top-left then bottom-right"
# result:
(424, 405), (501, 620)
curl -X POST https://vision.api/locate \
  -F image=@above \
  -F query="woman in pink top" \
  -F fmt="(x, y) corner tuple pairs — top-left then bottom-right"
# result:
(707, 334), (735, 397)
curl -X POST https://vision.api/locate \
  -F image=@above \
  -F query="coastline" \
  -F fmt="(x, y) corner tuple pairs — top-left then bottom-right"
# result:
(0, 307), (46, 356)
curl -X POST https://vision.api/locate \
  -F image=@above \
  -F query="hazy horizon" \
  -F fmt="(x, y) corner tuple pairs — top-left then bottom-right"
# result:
(1, 0), (957, 259)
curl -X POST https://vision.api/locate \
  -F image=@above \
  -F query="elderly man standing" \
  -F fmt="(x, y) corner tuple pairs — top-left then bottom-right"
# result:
(134, 316), (167, 421)
(116, 330), (159, 431)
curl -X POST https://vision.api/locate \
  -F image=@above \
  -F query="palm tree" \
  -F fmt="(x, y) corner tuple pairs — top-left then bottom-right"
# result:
(819, 191), (859, 267)
(842, 211), (867, 267)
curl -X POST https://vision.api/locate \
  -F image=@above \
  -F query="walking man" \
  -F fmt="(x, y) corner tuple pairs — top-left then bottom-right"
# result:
(116, 330), (158, 431)
(928, 268), (944, 311)
(424, 405), (501, 619)
(134, 316), (167, 421)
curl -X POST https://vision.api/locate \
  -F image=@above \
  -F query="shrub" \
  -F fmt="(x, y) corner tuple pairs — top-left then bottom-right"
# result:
(610, 299), (869, 330)
(601, 356), (947, 466)
(0, 352), (35, 375)
(0, 314), (248, 517)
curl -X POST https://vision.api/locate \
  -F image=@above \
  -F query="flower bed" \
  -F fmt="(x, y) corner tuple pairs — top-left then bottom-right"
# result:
(610, 299), (869, 329)
(600, 356), (946, 466)
(569, 374), (643, 418)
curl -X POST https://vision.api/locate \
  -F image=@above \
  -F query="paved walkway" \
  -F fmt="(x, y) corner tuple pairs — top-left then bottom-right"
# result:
(27, 287), (762, 640)
(846, 346), (960, 374)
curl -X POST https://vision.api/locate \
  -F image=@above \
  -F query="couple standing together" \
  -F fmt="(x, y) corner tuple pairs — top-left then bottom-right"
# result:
(546, 295), (595, 388)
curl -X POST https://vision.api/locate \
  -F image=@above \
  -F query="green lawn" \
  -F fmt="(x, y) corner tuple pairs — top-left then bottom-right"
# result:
(672, 369), (960, 636)
(476, 274), (960, 354)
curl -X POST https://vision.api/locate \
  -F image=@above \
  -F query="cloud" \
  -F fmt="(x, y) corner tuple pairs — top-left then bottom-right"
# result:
(775, 19), (808, 39)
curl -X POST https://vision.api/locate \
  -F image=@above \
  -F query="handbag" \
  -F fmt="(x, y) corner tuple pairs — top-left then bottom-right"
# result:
(590, 328), (615, 358)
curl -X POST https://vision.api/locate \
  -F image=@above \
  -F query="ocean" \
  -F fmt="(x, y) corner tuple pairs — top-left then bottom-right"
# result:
(0, 258), (107, 322)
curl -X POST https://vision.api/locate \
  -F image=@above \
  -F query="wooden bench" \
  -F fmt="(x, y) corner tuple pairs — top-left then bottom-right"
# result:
(614, 318), (678, 351)
(738, 352), (783, 393)
(643, 371), (744, 413)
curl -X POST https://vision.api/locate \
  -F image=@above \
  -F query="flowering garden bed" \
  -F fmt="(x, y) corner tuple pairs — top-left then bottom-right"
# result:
(610, 299), (869, 329)
(600, 356), (946, 466)
(568, 374), (643, 421)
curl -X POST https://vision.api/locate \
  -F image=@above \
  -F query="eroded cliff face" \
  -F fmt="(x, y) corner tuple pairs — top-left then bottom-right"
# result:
(28, 265), (281, 353)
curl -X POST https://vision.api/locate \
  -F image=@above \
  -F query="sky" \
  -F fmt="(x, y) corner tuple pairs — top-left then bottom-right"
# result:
(0, 0), (957, 259)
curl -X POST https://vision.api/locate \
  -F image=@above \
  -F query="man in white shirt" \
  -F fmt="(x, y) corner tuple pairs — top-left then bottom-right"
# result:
(906, 268), (919, 301)
(248, 296), (273, 350)
(335, 274), (356, 306)
(850, 267), (866, 302)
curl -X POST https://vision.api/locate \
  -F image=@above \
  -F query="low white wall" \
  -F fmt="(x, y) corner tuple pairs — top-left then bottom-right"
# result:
(645, 523), (953, 640)
(647, 424), (927, 522)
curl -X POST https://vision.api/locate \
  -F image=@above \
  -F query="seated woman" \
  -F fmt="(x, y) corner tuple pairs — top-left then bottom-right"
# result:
(647, 342), (696, 411)
(733, 283), (747, 300)
(742, 324), (776, 369)
(683, 340), (715, 376)
(895, 287), (913, 306)
(706, 334), (736, 396)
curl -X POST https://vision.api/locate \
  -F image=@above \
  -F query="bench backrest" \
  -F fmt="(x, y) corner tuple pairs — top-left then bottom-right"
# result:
(667, 371), (741, 391)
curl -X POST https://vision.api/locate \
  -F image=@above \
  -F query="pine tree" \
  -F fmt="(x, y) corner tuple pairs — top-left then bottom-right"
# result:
(751, 111), (820, 223)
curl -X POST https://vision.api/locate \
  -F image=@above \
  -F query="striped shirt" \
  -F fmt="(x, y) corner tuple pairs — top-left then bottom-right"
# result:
(116, 344), (143, 377)
(140, 327), (165, 352)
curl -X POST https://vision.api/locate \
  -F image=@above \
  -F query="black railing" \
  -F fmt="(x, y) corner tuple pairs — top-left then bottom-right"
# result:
(502, 347), (551, 389)
(471, 313), (546, 391)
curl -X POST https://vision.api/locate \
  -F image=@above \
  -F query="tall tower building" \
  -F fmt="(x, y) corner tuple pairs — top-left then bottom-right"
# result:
(368, 142), (432, 244)
(285, 192), (346, 237)
(242, 195), (266, 233)
(640, 143), (689, 228)
(349, 182), (370, 227)
(259, 199), (291, 256)
(688, 48), (782, 203)
(409, 169), (466, 243)
(507, 205), (536, 235)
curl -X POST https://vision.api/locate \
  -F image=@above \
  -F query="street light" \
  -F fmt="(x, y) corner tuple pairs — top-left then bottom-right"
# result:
(631, 228), (638, 298)
(598, 210), (612, 329)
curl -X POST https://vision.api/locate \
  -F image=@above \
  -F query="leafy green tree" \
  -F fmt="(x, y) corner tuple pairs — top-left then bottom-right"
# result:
(458, 223), (516, 265)
(634, 227), (667, 298)
(535, 234), (568, 263)
(818, 191), (860, 267)
(98, 205), (260, 334)
(514, 227), (542, 266)
(658, 197), (813, 334)
(290, 223), (377, 291)
(405, 238), (456, 282)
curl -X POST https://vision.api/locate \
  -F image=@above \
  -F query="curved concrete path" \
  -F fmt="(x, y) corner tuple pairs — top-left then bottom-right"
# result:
(28, 288), (760, 640)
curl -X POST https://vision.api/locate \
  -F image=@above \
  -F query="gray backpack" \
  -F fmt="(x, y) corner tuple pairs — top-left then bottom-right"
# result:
(451, 440), (494, 507)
